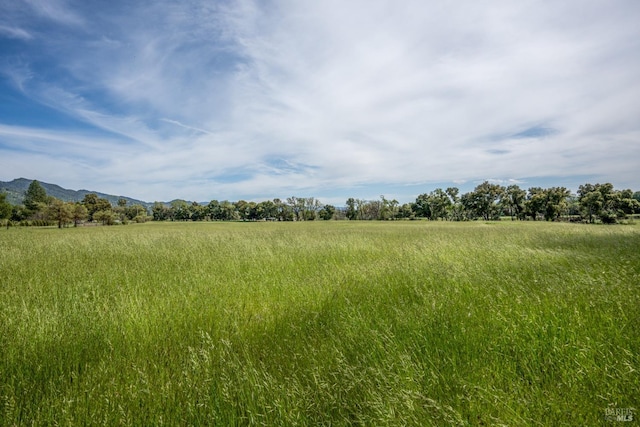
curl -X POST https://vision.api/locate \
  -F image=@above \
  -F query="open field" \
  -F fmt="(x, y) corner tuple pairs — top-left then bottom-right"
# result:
(1, 221), (638, 425)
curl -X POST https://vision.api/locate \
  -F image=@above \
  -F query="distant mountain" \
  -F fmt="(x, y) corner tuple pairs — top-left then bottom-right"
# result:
(0, 178), (152, 208)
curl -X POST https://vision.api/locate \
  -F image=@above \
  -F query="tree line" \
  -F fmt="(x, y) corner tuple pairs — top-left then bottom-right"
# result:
(0, 180), (149, 228)
(409, 182), (639, 223)
(1, 180), (639, 228)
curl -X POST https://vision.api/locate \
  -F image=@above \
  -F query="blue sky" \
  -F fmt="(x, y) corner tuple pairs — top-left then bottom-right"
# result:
(1, 0), (639, 204)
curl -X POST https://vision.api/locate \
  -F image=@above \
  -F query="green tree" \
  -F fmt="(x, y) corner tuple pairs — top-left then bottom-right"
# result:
(114, 199), (128, 224)
(152, 202), (171, 221)
(578, 187), (602, 223)
(171, 200), (191, 221)
(46, 199), (73, 228)
(82, 193), (112, 221)
(399, 203), (415, 219)
(189, 202), (205, 221)
(235, 200), (256, 221)
(71, 203), (88, 227)
(318, 204), (336, 220)
(286, 197), (306, 221)
(273, 199), (293, 221)
(504, 185), (526, 220)
(446, 187), (463, 221)
(593, 183), (617, 223)
(576, 183), (640, 223)
(125, 204), (146, 221)
(525, 187), (547, 220)
(459, 192), (476, 220)
(614, 189), (640, 218)
(577, 183), (624, 223)
(24, 180), (50, 214)
(220, 201), (239, 221)
(0, 193), (12, 228)
(256, 200), (278, 220)
(94, 210), (115, 225)
(10, 205), (29, 222)
(428, 189), (452, 220)
(543, 187), (571, 221)
(82, 193), (99, 219)
(207, 199), (239, 221)
(379, 196), (399, 220)
(413, 193), (431, 219)
(414, 188), (460, 221)
(206, 200), (221, 220)
(464, 182), (504, 220)
(302, 197), (321, 221)
(356, 199), (381, 220)
(345, 198), (358, 220)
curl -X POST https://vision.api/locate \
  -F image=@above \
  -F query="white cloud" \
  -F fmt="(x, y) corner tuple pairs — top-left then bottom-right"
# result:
(1, 0), (639, 202)
(0, 25), (33, 40)
(23, 0), (85, 27)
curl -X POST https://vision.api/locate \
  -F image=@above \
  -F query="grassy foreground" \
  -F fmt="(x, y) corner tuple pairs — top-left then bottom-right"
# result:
(0, 221), (638, 426)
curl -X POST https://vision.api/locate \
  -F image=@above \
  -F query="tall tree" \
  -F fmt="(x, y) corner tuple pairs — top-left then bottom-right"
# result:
(459, 192), (476, 220)
(189, 202), (205, 221)
(356, 199), (381, 220)
(429, 188), (452, 220)
(171, 200), (191, 221)
(577, 185), (603, 223)
(379, 196), (399, 220)
(576, 183), (640, 223)
(413, 193), (431, 218)
(446, 187), (463, 221)
(399, 203), (415, 219)
(345, 198), (358, 220)
(504, 185), (526, 220)
(318, 204), (336, 220)
(616, 190), (640, 217)
(220, 201), (239, 221)
(46, 199), (73, 228)
(286, 197), (303, 221)
(152, 202), (171, 221)
(206, 200), (221, 220)
(543, 187), (571, 221)
(256, 200), (278, 220)
(71, 203), (88, 227)
(466, 182), (504, 220)
(82, 193), (112, 221)
(24, 180), (49, 213)
(578, 183), (621, 223)
(235, 200), (255, 221)
(0, 193), (12, 227)
(125, 204), (146, 221)
(525, 187), (547, 220)
(302, 197), (321, 221)
(273, 199), (293, 221)
(94, 209), (116, 225)
(114, 199), (128, 224)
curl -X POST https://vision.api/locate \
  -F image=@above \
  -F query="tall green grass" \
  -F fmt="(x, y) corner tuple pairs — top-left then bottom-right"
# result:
(1, 221), (638, 425)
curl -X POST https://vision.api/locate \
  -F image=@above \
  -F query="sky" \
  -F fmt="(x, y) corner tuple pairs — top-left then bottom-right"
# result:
(1, 0), (639, 204)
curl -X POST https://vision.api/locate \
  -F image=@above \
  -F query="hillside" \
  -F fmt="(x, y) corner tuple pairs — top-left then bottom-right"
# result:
(0, 178), (152, 208)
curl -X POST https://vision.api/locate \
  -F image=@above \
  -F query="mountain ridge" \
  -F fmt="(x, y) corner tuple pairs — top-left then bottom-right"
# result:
(0, 178), (153, 208)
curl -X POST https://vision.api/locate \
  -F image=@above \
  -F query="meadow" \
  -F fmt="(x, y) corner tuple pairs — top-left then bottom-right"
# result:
(0, 221), (638, 426)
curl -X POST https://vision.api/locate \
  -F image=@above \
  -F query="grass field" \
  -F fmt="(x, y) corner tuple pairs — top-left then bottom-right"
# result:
(1, 221), (638, 425)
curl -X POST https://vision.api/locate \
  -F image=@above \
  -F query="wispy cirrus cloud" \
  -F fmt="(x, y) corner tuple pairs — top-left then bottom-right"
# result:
(0, 25), (33, 40)
(22, 0), (85, 27)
